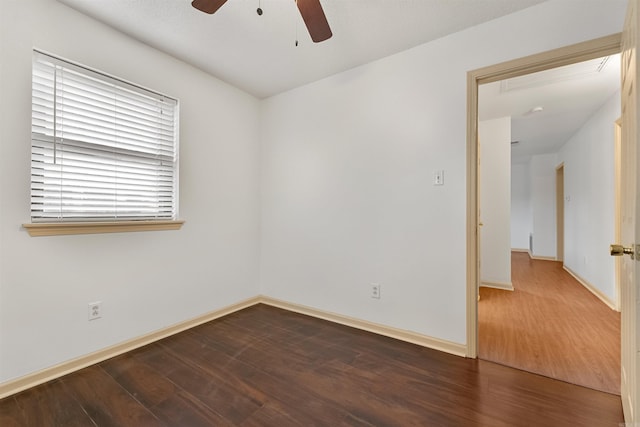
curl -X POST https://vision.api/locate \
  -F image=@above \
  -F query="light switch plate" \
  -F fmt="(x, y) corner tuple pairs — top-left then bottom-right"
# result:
(433, 170), (444, 186)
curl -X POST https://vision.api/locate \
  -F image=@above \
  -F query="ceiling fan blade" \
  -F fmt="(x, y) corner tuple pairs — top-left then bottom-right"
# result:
(295, 0), (332, 43)
(192, 0), (228, 14)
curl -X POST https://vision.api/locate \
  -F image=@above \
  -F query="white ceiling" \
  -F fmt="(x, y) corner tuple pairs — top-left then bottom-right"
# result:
(480, 54), (621, 164)
(56, 0), (547, 98)
(56, 0), (620, 164)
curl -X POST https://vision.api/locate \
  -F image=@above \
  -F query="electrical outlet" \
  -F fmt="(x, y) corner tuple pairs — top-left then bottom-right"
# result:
(88, 301), (102, 321)
(371, 283), (381, 299)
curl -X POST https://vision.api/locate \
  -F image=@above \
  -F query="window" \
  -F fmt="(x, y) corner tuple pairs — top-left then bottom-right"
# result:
(27, 51), (181, 235)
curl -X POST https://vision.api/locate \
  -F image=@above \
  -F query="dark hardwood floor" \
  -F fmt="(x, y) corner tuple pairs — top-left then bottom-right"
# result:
(479, 252), (621, 395)
(0, 304), (624, 426)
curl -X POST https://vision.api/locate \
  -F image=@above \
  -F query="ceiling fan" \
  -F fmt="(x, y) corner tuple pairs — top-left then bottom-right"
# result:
(191, 0), (333, 43)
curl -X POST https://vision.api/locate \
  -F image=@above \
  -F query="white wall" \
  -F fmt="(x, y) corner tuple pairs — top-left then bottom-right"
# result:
(259, 1), (626, 345)
(558, 91), (619, 302)
(479, 118), (512, 286)
(511, 162), (532, 250)
(530, 154), (558, 258)
(0, 0), (261, 383)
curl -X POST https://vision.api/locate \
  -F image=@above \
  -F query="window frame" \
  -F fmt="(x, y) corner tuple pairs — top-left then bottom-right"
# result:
(24, 51), (183, 236)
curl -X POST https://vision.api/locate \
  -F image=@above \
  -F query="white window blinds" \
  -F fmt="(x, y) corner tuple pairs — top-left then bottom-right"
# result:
(31, 51), (179, 222)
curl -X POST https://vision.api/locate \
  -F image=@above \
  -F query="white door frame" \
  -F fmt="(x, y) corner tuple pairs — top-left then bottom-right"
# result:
(466, 33), (622, 358)
(615, 118), (623, 312)
(556, 163), (565, 263)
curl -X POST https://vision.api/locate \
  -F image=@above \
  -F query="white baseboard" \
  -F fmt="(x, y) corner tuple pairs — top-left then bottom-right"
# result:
(0, 295), (467, 399)
(260, 296), (467, 358)
(0, 296), (261, 400)
(563, 265), (617, 311)
(529, 253), (558, 261)
(511, 248), (529, 253)
(479, 280), (514, 291)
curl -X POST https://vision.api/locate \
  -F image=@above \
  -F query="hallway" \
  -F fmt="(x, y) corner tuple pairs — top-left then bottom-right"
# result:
(478, 251), (620, 395)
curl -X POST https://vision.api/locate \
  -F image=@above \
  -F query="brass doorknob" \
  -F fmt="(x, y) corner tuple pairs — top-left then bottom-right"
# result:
(610, 244), (635, 259)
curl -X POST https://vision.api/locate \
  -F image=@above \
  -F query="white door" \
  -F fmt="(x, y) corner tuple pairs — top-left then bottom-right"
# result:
(616, 0), (639, 421)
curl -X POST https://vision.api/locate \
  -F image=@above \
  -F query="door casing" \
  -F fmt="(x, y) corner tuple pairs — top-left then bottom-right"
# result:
(615, 118), (623, 312)
(556, 164), (565, 263)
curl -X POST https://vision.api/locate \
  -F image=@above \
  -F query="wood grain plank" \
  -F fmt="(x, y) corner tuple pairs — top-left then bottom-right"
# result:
(148, 335), (267, 424)
(0, 397), (26, 427)
(3, 380), (94, 427)
(479, 252), (621, 394)
(60, 365), (164, 427)
(101, 352), (233, 426)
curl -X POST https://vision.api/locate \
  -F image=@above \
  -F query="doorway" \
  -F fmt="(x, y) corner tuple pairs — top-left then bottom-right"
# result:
(467, 34), (622, 388)
(477, 60), (620, 392)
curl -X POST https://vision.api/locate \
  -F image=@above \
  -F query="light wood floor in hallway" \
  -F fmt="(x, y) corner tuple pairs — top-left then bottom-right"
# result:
(478, 251), (621, 395)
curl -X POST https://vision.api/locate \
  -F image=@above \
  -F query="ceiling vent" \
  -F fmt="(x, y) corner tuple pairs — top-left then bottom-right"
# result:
(500, 56), (611, 93)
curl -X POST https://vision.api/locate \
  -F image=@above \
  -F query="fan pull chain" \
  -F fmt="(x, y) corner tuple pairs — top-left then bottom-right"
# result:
(295, 0), (299, 46)
(257, 0), (263, 16)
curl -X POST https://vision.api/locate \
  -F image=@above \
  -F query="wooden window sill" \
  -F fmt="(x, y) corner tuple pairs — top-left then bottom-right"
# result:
(22, 220), (185, 237)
